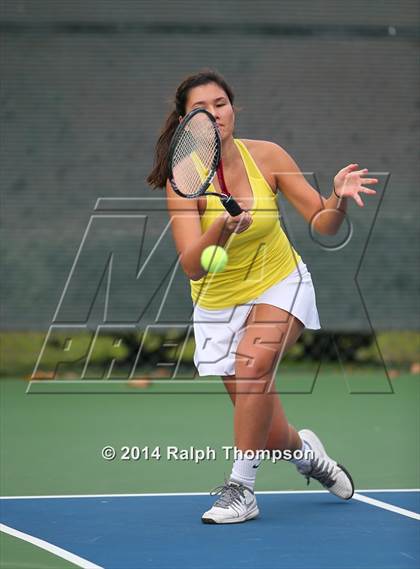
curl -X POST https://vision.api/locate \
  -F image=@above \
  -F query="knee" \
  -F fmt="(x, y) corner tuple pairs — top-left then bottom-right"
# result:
(235, 353), (277, 382)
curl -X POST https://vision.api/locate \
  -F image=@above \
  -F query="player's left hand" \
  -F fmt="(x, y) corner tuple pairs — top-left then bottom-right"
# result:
(334, 164), (378, 207)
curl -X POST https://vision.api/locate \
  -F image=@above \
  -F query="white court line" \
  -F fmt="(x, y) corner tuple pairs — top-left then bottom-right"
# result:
(0, 523), (103, 569)
(0, 488), (418, 500)
(352, 493), (420, 521)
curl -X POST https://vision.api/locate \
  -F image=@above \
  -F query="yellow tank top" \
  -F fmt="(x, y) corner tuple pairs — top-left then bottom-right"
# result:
(190, 139), (301, 309)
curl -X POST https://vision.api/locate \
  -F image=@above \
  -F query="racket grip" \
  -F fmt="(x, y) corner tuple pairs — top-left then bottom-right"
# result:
(222, 195), (243, 216)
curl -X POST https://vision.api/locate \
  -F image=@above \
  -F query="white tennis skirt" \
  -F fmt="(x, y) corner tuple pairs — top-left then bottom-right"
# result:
(193, 260), (321, 377)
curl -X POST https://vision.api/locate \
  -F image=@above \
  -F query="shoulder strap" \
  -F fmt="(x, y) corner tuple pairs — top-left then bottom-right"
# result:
(234, 139), (264, 180)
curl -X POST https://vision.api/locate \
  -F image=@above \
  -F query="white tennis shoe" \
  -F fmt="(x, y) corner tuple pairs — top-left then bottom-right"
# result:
(201, 481), (259, 524)
(297, 429), (354, 500)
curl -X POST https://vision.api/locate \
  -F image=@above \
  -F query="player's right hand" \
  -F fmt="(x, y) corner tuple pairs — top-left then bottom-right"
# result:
(221, 211), (253, 234)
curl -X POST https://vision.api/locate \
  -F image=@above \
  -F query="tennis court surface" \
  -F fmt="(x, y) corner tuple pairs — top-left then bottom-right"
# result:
(1, 490), (419, 569)
(1, 372), (419, 568)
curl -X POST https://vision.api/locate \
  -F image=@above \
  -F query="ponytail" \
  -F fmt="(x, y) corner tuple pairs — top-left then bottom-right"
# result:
(147, 109), (179, 189)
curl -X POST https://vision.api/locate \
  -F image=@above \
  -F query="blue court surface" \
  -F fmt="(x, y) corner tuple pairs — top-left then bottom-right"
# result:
(1, 490), (419, 569)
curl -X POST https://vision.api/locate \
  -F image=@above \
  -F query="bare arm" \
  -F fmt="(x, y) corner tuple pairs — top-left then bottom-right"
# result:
(263, 143), (378, 235)
(165, 182), (252, 280)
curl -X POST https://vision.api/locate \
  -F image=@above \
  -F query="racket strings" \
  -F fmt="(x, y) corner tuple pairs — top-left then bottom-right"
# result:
(171, 114), (219, 197)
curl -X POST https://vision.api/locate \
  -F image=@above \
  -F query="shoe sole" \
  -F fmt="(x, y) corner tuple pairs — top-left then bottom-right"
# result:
(202, 506), (259, 524)
(337, 462), (355, 500)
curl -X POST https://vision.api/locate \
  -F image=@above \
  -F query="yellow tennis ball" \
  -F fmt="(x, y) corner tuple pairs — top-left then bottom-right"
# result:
(200, 245), (228, 273)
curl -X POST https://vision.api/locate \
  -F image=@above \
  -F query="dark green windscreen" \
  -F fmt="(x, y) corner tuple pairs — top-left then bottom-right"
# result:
(1, 0), (419, 331)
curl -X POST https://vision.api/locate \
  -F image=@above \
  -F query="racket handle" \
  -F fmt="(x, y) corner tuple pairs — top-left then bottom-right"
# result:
(222, 195), (243, 216)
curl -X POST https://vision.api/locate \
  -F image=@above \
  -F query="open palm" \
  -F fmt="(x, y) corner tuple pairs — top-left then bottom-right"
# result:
(334, 164), (378, 207)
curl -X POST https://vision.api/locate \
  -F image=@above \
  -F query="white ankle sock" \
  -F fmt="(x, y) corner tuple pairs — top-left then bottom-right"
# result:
(230, 456), (261, 490)
(290, 440), (313, 470)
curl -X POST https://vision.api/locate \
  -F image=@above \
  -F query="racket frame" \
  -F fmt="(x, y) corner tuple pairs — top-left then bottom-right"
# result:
(168, 108), (222, 199)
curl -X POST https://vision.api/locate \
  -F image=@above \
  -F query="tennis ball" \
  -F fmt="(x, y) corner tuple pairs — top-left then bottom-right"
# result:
(200, 245), (228, 273)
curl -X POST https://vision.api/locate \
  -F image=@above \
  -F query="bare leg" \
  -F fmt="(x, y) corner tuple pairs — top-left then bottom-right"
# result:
(224, 377), (302, 452)
(223, 304), (304, 452)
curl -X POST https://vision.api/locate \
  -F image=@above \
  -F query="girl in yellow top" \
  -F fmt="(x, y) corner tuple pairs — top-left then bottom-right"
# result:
(148, 70), (378, 524)
(190, 136), (302, 310)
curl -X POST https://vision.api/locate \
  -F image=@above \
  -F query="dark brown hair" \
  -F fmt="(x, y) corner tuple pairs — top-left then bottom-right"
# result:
(147, 70), (235, 188)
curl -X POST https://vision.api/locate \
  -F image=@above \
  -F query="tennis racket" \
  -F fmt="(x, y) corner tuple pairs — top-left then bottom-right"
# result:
(168, 108), (243, 216)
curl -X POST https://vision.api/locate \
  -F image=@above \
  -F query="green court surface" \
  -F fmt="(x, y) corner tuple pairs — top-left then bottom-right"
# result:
(1, 369), (419, 568)
(1, 370), (419, 495)
(0, 531), (77, 569)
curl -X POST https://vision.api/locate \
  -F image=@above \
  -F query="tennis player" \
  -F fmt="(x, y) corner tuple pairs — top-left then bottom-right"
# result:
(148, 70), (378, 524)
